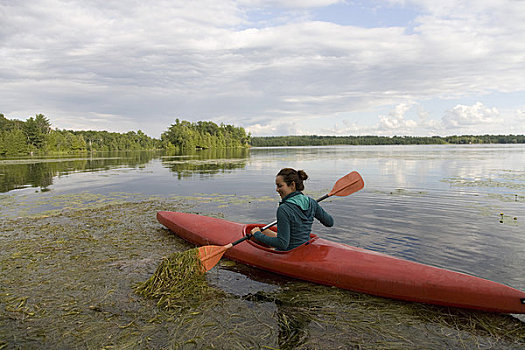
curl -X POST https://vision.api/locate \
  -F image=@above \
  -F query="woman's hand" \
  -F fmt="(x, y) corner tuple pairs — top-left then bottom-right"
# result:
(251, 227), (278, 238)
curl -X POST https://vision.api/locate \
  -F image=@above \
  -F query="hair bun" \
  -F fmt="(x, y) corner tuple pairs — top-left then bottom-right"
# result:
(297, 170), (308, 181)
(277, 168), (308, 191)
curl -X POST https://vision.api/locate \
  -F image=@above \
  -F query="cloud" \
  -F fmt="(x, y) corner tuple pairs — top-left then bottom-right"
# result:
(317, 101), (514, 137)
(0, 0), (524, 137)
(378, 102), (417, 133)
(442, 102), (501, 129)
(374, 102), (507, 135)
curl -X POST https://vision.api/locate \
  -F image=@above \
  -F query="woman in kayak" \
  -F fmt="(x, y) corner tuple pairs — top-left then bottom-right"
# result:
(250, 168), (334, 251)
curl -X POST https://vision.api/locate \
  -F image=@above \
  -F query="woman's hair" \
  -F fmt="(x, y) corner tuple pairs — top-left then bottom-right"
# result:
(277, 168), (308, 191)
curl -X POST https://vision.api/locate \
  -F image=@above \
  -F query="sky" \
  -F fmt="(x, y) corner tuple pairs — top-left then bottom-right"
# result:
(1, 0), (525, 138)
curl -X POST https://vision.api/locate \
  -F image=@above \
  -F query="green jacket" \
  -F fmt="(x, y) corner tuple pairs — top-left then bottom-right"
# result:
(253, 191), (334, 251)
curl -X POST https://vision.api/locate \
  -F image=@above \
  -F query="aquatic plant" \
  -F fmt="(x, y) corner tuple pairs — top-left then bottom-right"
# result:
(135, 248), (222, 309)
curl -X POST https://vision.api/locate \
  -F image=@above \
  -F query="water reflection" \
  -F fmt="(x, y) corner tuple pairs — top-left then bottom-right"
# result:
(0, 162), (55, 192)
(0, 149), (251, 193)
(161, 148), (249, 179)
(0, 151), (161, 193)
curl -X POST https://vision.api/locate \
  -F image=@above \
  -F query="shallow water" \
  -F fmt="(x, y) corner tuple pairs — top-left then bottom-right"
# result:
(2, 201), (525, 349)
(1, 145), (525, 348)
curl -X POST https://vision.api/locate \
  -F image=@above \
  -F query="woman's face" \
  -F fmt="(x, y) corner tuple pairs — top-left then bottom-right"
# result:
(275, 175), (295, 199)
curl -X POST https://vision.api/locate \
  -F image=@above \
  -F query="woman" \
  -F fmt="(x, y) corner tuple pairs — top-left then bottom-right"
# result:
(250, 168), (334, 251)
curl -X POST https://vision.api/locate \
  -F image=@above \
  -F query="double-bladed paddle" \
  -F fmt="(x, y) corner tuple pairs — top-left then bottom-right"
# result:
(197, 171), (364, 271)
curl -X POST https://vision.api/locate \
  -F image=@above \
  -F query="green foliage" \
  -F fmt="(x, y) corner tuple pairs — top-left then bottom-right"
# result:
(45, 130), (87, 153)
(0, 113), (161, 155)
(161, 118), (250, 151)
(24, 114), (51, 150)
(250, 135), (525, 147)
(2, 112), (523, 155)
(71, 130), (160, 152)
(1, 128), (28, 156)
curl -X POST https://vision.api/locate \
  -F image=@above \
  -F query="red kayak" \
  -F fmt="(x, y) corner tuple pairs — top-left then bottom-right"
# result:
(157, 211), (525, 314)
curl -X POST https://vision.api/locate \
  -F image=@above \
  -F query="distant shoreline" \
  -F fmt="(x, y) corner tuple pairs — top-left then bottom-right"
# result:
(250, 134), (525, 147)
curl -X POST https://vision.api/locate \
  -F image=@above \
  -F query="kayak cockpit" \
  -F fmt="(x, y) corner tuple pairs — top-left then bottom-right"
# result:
(243, 224), (319, 254)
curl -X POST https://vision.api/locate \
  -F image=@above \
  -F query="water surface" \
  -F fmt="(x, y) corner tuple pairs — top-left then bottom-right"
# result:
(1, 145), (524, 287)
(2, 144), (525, 348)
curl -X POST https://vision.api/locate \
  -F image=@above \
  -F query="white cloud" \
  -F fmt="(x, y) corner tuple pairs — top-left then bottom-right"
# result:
(442, 102), (501, 129)
(247, 121), (300, 136)
(0, 0), (524, 137)
(379, 115), (417, 132)
(377, 102), (417, 134)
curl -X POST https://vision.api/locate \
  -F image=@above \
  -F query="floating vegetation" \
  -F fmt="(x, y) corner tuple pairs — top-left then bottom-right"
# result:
(499, 212), (519, 225)
(135, 248), (223, 309)
(442, 175), (525, 192)
(486, 193), (524, 202)
(0, 191), (278, 220)
(442, 171), (525, 205)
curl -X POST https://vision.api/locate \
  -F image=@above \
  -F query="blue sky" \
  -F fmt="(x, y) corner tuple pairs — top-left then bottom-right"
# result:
(1, 0), (524, 137)
(312, 1), (419, 28)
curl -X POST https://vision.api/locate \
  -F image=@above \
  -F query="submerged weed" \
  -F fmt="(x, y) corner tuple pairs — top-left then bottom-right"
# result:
(135, 248), (223, 309)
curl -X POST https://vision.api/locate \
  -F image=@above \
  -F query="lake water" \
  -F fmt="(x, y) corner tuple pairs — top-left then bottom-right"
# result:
(2, 144), (525, 348)
(1, 145), (524, 291)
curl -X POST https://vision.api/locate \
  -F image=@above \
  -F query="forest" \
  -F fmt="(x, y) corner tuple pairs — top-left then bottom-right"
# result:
(250, 134), (525, 147)
(0, 114), (161, 156)
(0, 114), (249, 156)
(1, 113), (524, 156)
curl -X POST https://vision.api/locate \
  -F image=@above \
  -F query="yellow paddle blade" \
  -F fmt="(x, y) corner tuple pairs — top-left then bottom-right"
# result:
(328, 171), (364, 197)
(197, 243), (232, 272)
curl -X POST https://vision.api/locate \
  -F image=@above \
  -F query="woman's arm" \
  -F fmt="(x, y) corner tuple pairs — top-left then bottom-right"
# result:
(313, 200), (334, 227)
(252, 208), (291, 250)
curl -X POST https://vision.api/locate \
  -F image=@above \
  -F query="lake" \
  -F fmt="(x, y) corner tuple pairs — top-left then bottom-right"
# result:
(1, 144), (525, 348)
(2, 145), (524, 280)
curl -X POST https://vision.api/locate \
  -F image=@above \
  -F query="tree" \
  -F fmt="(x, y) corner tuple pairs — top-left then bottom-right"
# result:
(23, 115), (50, 150)
(35, 114), (51, 134)
(0, 114), (10, 131)
(2, 128), (28, 155)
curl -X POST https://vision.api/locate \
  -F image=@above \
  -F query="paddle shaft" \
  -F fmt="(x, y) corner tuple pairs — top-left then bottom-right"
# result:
(230, 193), (331, 247)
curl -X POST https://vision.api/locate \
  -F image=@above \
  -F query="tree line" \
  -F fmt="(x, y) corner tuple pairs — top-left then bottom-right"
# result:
(0, 113), (162, 156)
(250, 134), (525, 147)
(1, 113), (524, 156)
(0, 114), (249, 156)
